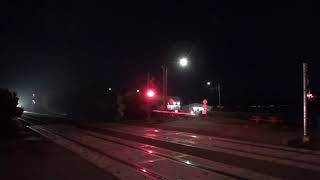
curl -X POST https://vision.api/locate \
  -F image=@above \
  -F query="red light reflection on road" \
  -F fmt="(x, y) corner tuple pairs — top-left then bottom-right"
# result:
(145, 133), (157, 138)
(141, 168), (147, 173)
(153, 110), (195, 116)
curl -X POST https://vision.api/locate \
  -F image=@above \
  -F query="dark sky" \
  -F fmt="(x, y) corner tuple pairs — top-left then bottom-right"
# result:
(1, 0), (319, 105)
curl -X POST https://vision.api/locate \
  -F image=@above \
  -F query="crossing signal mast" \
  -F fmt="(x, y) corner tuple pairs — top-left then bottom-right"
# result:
(145, 89), (156, 120)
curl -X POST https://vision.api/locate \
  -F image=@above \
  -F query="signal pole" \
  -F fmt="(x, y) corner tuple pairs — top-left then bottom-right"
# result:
(147, 72), (150, 88)
(147, 72), (151, 120)
(302, 61), (310, 143)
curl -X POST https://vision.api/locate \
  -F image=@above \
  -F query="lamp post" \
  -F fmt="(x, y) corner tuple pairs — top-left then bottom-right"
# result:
(161, 57), (189, 110)
(161, 65), (168, 110)
(207, 81), (222, 107)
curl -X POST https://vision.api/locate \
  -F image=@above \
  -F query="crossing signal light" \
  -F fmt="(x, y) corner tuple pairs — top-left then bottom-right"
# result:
(146, 90), (155, 98)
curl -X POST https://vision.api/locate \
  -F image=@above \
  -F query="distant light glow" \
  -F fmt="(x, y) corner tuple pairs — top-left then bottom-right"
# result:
(137, 89), (140, 93)
(32, 93), (35, 97)
(191, 135), (197, 138)
(154, 129), (159, 132)
(179, 57), (188, 67)
(147, 150), (153, 154)
(174, 110), (178, 113)
(307, 93), (314, 99)
(141, 169), (147, 173)
(18, 99), (24, 107)
(108, 88), (112, 91)
(206, 81), (211, 86)
(193, 106), (204, 112)
(32, 100), (36, 104)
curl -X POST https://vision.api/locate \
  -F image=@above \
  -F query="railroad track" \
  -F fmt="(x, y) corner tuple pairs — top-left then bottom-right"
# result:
(25, 116), (320, 179)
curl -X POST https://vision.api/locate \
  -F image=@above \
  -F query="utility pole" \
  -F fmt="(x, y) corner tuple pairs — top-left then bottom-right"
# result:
(218, 83), (222, 107)
(161, 66), (168, 111)
(302, 62), (310, 143)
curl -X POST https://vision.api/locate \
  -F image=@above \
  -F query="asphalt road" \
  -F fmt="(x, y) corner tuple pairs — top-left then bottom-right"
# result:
(20, 114), (320, 180)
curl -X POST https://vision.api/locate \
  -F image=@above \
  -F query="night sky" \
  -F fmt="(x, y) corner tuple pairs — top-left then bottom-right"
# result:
(1, 1), (319, 106)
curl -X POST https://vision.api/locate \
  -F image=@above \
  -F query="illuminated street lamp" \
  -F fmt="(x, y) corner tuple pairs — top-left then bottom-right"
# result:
(162, 56), (189, 110)
(179, 57), (188, 67)
(137, 89), (140, 93)
(206, 81), (222, 107)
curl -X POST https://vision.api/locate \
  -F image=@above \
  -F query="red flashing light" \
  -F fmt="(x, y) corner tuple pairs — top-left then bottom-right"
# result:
(202, 99), (208, 105)
(147, 90), (155, 97)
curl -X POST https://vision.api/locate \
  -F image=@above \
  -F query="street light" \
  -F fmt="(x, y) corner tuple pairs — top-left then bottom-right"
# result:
(206, 81), (222, 107)
(161, 56), (189, 110)
(179, 57), (188, 67)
